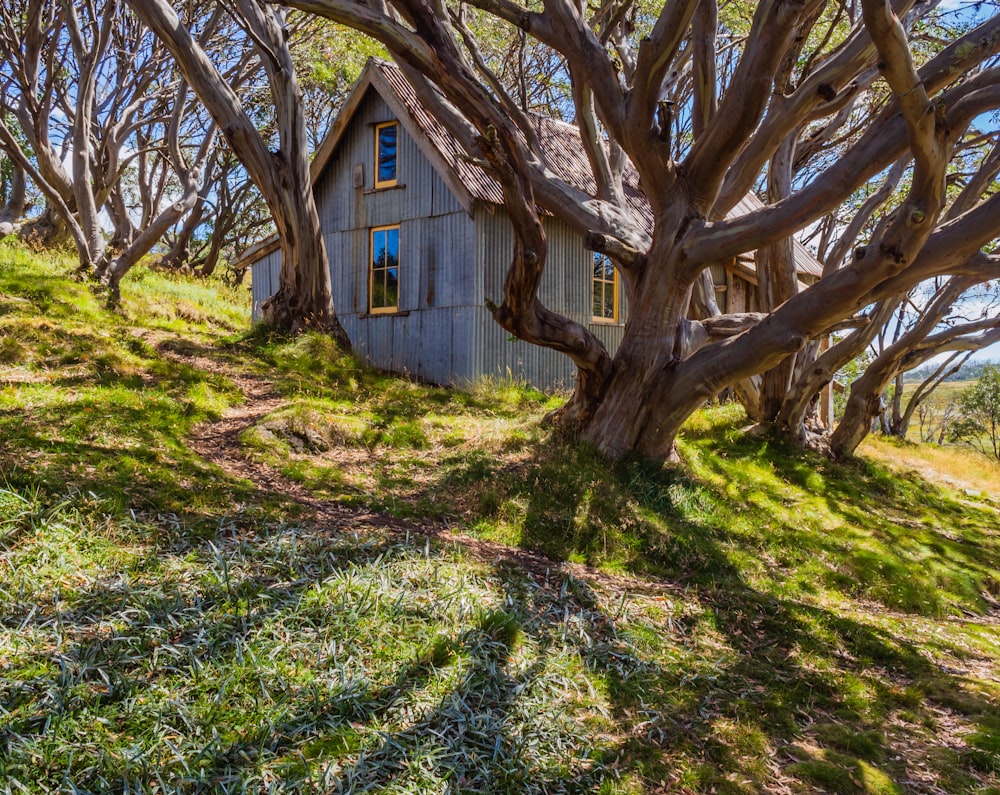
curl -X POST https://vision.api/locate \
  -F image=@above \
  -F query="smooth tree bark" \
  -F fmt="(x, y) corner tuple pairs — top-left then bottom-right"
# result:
(0, 0), (210, 277)
(831, 273), (1000, 456)
(891, 352), (970, 439)
(99, 86), (220, 298)
(280, 0), (1000, 459)
(127, 0), (349, 342)
(0, 159), (26, 235)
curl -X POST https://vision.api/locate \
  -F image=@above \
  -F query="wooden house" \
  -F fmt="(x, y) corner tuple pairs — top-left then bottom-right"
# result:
(240, 59), (823, 391)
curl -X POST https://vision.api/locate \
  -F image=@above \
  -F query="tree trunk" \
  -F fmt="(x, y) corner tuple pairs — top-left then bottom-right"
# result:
(65, 0), (112, 269)
(776, 299), (899, 438)
(199, 233), (224, 277)
(0, 161), (26, 235)
(830, 372), (891, 457)
(757, 137), (799, 423)
(128, 0), (349, 345)
(829, 277), (977, 457)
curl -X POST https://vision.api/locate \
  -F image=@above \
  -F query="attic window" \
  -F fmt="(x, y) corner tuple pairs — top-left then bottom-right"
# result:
(374, 121), (398, 189)
(591, 251), (618, 323)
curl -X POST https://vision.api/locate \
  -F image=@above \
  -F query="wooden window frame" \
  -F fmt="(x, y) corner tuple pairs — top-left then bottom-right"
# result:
(591, 251), (619, 324)
(370, 225), (401, 314)
(374, 121), (399, 189)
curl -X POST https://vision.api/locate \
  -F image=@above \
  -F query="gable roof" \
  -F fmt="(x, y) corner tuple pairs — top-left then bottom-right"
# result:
(236, 58), (823, 280)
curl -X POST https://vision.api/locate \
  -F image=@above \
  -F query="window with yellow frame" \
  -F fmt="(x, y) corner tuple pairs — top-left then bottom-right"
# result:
(591, 251), (618, 322)
(374, 121), (398, 189)
(370, 225), (400, 313)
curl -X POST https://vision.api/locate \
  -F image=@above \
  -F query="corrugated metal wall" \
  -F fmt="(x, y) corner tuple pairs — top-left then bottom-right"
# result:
(310, 90), (478, 385)
(472, 208), (626, 392)
(250, 249), (281, 321)
(251, 88), (627, 392)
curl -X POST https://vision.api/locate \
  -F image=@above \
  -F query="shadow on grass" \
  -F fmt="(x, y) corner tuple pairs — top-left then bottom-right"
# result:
(0, 337), (271, 525)
(2, 506), (997, 793)
(435, 416), (1000, 619)
(2, 256), (997, 791)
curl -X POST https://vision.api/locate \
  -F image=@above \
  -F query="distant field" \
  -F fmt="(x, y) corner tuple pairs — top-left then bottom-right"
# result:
(890, 379), (975, 444)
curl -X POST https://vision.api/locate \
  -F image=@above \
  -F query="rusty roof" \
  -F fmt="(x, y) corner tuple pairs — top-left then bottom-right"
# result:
(239, 58), (823, 280)
(374, 60), (821, 278)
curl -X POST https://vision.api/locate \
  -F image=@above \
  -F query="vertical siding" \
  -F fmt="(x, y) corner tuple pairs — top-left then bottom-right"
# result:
(471, 207), (625, 392)
(251, 86), (627, 393)
(250, 250), (281, 322)
(301, 89), (476, 382)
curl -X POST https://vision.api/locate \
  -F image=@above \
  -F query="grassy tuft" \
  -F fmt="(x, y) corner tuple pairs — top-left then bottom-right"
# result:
(1, 242), (999, 793)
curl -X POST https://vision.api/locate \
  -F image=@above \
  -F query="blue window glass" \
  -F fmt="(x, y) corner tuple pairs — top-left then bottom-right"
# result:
(371, 226), (400, 311)
(375, 122), (398, 187)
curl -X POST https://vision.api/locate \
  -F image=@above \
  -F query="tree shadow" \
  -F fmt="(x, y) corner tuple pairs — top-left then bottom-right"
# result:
(417, 423), (1000, 791)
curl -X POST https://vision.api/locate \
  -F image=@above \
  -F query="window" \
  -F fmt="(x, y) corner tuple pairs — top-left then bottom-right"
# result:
(370, 225), (400, 313)
(592, 251), (618, 322)
(374, 121), (398, 188)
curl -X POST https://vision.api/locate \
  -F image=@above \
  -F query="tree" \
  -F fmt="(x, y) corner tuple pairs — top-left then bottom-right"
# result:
(831, 276), (1000, 456)
(0, 0), (218, 289)
(950, 364), (1000, 459)
(0, 152), (26, 236)
(284, 0), (999, 460)
(126, 0), (349, 341)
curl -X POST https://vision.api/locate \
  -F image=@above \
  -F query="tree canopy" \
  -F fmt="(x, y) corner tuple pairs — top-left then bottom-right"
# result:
(281, 0), (1000, 459)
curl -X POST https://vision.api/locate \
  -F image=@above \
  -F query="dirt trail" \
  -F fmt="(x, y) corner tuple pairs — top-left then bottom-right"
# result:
(141, 332), (669, 594)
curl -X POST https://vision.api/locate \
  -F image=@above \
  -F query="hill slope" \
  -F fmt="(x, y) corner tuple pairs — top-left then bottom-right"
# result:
(1, 241), (998, 794)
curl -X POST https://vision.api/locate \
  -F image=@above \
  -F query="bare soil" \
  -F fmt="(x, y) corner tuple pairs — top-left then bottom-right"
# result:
(145, 332), (673, 597)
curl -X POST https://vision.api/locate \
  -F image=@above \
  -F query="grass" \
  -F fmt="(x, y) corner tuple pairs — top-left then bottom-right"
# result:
(1, 240), (999, 793)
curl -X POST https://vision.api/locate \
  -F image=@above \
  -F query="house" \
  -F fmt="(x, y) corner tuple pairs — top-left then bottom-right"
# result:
(239, 59), (823, 391)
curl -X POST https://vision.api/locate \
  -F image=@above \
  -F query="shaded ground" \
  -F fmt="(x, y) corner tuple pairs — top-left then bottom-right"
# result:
(2, 250), (999, 794)
(150, 331), (664, 593)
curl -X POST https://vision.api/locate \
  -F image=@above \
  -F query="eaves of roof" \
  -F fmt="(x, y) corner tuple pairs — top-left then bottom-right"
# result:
(237, 58), (824, 282)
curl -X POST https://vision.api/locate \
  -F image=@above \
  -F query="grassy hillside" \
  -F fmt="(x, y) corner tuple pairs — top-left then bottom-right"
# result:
(1, 240), (998, 794)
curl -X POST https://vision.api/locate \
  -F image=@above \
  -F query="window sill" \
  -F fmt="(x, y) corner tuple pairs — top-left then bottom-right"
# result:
(590, 319), (624, 327)
(364, 183), (406, 195)
(361, 309), (411, 318)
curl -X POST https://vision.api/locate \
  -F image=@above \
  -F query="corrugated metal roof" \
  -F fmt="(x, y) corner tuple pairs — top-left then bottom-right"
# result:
(373, 60), (819, 278)
(731, 192), (824, 279)
(376, 63), (506, 207)
(240, 57), (823, 280)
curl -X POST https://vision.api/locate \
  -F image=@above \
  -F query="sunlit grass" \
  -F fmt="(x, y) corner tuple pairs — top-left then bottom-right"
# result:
(1, 242), (998, 793)
(862, 434), (1000, 497)
(120, 261), (251, 337)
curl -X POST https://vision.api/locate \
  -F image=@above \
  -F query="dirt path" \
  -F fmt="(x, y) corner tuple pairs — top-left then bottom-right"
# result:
(146, 334), (385, 529)
(142, 332), (672, 595)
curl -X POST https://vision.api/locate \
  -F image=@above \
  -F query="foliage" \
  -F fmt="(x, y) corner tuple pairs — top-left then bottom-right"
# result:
(834, 347), (874, 420)
(1, 244), (999, 793)
(276, 0), (1000, 461)
(293, 18), (387, 148)
(950, 365), (1000, 459)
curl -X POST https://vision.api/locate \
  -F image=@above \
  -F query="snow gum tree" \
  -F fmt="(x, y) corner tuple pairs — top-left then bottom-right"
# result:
(282, 0), (1000, 460)
(950, 364), (1000, 459)
(126, 0), (350, 340)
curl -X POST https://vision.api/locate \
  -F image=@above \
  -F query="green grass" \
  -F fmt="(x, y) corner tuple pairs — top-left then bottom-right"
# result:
(1, 241), (999, 793)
